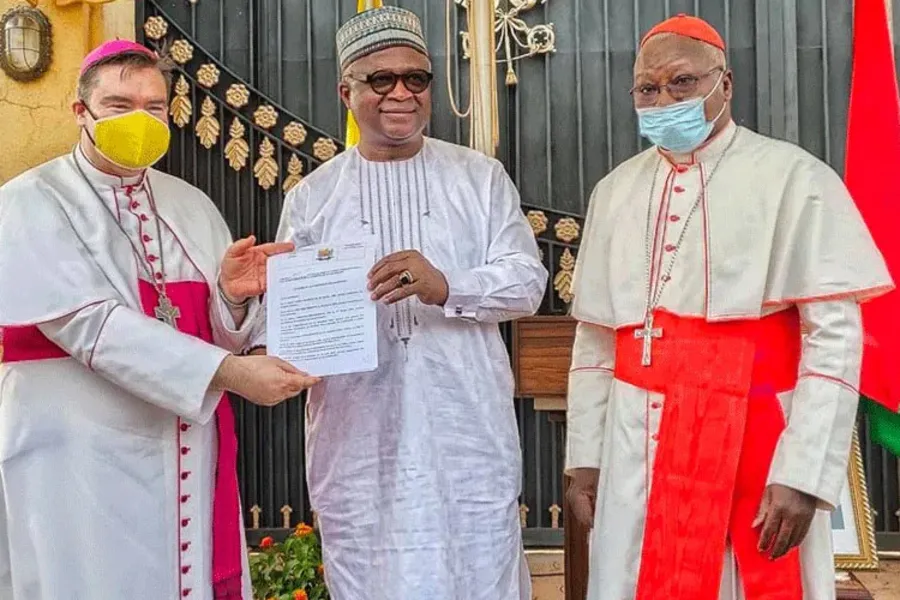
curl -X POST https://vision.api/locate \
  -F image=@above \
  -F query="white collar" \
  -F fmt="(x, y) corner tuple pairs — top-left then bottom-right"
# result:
(75, 144), (146, 189)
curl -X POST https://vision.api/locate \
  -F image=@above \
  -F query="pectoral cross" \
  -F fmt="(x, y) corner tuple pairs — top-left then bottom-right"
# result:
(154, 294), (181, 329)
(634, 314), (663, 367)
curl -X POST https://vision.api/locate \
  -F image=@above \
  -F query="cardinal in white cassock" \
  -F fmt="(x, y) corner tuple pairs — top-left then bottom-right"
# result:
(0, 40), (317, 599)
(565, 14), (893, 600)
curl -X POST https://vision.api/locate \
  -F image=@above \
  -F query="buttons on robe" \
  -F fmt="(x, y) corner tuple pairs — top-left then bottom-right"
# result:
(648, 396), (663, 445)
(122, 187), (166, 285)
(656, 171), (691, 285)
(178, 417), (199, 598)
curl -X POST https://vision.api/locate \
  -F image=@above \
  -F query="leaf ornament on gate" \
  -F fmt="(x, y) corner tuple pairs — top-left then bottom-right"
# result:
(169, 75), (192, 129)
(254, 138), (279, 190)
(195, 97), (220, 149)
(225, 118), (249, 171)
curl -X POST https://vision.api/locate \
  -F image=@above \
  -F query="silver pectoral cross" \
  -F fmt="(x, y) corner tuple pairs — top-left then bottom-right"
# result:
(154, 294), (181, 329)
(634, 314), (663, 367)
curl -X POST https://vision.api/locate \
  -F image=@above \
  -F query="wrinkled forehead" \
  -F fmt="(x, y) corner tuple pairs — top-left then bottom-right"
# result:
(346, 46), (431, 74)
(634, 34), (721, 77)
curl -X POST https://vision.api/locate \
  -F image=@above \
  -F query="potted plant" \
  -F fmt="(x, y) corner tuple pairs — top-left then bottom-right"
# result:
(249, 522), (329, 600)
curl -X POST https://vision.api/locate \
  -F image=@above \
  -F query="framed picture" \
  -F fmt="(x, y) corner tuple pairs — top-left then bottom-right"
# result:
(831, 430), (879, 570)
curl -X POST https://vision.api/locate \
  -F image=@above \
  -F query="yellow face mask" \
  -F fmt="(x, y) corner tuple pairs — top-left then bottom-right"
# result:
(89, 110), (171, 170)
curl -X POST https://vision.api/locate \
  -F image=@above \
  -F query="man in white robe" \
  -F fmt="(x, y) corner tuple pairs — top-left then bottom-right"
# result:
(264, 7), (547, 599)
(565, 15), (893, 600)
(0, 41), (315, 599)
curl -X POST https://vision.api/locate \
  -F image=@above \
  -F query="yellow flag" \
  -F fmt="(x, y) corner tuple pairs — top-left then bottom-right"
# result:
(345, 0), (383, 148)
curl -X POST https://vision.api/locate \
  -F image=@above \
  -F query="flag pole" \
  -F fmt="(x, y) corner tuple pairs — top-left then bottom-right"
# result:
(345, 0), (381, 148)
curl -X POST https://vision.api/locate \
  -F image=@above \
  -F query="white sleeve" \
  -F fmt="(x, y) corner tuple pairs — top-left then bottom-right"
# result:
(38, 300), (229, 425)
(248, 183), (315, 350)
(209, 284), (264, 353)
(565, 321), (616, 473)
(766, 300), (862, 509)
(205, 204), (265, 353)
(442, 163), (548, 323)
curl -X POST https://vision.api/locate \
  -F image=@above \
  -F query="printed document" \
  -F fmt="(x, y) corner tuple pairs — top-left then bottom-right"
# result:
(266, 240), (378, 376)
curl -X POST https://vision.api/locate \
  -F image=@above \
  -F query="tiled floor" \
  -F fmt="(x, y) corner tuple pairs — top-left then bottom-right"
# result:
(528, 552), (900, 600)
(856, 560), (900, 600)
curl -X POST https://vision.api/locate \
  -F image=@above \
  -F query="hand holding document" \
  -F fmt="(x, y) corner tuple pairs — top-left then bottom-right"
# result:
(266, 241), (378, 377)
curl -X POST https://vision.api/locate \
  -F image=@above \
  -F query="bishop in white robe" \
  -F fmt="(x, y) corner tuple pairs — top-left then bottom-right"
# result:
(264, 7), (548, 599)
(566, 15), (892, 600)
(0, 40), (308, 600)
(0, 148), (258, 600)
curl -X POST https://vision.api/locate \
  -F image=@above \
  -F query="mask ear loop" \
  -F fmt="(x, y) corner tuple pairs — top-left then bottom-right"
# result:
(702, 69), (726, 102)
(703, 70), (728, 124)
(78, 101), (101, 147)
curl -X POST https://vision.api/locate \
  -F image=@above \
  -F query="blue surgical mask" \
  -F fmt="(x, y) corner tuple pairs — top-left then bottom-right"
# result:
(636, 72), (726, 153)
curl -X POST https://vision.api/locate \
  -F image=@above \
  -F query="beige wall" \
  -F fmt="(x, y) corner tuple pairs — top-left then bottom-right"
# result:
(0, 0), (134, 184)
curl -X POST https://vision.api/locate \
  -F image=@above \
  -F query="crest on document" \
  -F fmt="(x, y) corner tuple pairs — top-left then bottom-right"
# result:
(316, 247), (334, 261)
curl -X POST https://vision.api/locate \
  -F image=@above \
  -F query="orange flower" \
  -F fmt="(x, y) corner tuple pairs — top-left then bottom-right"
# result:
(295, 523), (314, 537)
(317, 563), (325, 576)
(259, 536), (274, 549)
(293, 590), (308, 600)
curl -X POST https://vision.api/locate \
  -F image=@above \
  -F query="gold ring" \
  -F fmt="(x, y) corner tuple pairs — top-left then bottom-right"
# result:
(399, 270), (414, 286)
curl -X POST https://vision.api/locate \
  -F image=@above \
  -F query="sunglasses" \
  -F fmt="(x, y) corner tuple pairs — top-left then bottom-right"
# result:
(347, 69), (434, 95)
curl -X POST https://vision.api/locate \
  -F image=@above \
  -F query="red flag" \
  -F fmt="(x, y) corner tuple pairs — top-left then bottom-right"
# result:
(845, 0), (900, 413)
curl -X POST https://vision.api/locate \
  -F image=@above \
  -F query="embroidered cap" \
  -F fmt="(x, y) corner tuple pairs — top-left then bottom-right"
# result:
(336, 6), (429, 71)
(641, 13), (726, 51)
(80, 40), (158, 76)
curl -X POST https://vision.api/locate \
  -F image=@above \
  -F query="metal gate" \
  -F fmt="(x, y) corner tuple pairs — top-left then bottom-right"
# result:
(136, 0), (900, 552)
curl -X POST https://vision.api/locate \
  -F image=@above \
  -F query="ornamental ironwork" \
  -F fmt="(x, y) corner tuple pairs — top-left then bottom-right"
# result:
(456, 0), (555, 86)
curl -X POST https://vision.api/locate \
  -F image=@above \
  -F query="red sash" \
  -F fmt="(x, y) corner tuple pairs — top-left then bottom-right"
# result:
(1, 322), (68, 361)
(1, 280), (243, 597)
(615, 309), (804, 600)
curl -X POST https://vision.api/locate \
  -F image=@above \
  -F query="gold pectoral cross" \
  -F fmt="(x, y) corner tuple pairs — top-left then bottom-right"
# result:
(154, 294), (181, 329)
(634, 314), (663, 367)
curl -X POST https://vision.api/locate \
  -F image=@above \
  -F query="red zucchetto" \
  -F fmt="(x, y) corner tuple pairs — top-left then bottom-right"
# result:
(641, 13), (726, 51)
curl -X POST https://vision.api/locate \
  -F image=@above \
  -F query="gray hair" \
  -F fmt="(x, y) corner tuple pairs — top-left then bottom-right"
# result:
(637, 33), (727, 71)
